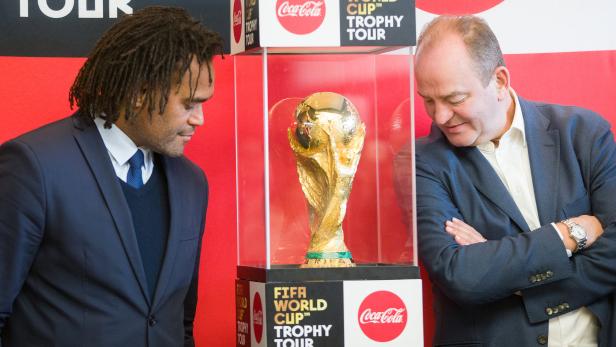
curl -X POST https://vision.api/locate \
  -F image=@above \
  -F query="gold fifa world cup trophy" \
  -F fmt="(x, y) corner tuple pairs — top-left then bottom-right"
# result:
(288, 92), (366, 268)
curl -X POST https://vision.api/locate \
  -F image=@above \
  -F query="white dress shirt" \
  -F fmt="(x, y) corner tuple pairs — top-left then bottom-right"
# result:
(94, 117), (154, 184)
(476, 89), (599, 347)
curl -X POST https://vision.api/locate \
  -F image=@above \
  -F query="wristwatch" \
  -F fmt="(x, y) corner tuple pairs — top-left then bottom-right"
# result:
(563, 219), (587, 253)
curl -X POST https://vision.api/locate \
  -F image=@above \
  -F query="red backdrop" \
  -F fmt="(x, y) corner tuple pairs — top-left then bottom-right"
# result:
(2, 49), (615, 346)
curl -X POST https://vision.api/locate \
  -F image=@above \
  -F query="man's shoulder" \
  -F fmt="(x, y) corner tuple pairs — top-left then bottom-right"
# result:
(8, 114), (80, 148)
(164, 155), (207, 185)
(415, 126), (458, 162)
(1, 114), (83, 158)
(521, 98), (609, 131)
(163, 155), (209, 206)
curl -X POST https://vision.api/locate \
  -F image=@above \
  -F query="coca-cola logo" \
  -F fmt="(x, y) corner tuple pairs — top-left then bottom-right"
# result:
(232, 0), (242, 44)
(276, 0), (326, 35)
(416, 0), (503, 15)
(253, 292), (263, 343)
(357, 291), (407, 342)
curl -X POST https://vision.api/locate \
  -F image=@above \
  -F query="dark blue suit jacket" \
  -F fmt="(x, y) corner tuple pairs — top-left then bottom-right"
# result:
(0, 114), (208, 347)
(412, 98), (616, 347)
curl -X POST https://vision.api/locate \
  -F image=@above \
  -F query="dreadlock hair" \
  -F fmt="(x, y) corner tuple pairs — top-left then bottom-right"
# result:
(69, 6), (224, 128)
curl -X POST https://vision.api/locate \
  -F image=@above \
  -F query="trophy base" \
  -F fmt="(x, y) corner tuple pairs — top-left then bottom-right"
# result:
(301, 257), (356, 268)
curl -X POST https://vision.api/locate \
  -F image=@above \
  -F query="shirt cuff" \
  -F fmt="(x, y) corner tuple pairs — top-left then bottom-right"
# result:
(551, 222), (572, 257)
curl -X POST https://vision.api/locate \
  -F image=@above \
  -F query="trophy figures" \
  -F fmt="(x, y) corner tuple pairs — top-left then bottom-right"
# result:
(288, 92), (366, 268)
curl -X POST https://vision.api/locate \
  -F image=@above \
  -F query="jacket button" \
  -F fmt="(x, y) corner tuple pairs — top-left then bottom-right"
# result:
(537, 335), (548, 345)
(148, 316), (157, 327)
(546, 270), (553, 278)
(530, 275), (537, 283)
(545, 307), (553, 315)
(563, 303), (570, 309)
(558, 304), (566, 311)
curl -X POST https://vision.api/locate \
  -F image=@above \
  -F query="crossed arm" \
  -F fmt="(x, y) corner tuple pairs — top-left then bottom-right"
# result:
(416, 122), (616, 323)
(445, 215), (603, 251)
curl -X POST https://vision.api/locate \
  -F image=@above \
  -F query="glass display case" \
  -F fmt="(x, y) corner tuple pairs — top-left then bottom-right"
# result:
(235, 48), (417, 278)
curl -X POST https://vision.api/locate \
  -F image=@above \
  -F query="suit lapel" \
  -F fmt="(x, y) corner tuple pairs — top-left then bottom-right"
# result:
(457, 146), (530, 232)
(71, 115), (151, 305)
(520, 99), (560, 225)
(152, 155), (183, 310)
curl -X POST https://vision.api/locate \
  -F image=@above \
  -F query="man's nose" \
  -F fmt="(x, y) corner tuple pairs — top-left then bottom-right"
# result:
(188, 104), (204, 126)
(433, 102), (453, 125)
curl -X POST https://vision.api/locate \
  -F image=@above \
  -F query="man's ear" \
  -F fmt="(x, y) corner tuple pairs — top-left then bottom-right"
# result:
(494, 66), (510, 101)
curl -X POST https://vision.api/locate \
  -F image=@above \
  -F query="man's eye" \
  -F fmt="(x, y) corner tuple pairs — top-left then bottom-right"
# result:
(185, 104), (195, 110)
(449, 96), (467, 105)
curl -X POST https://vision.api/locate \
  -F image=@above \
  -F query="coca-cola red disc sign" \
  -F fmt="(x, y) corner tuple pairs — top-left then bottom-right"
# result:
(276, 0), (326, 35)
(416, 0), (502, 15)
(357, 290), (407, 342)
(232, 0), (242, 44)
(253, 292), (264, 343)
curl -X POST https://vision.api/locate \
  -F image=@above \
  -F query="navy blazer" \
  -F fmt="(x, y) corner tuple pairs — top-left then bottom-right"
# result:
(0, 114), (208, 347)
(409, 98), (616, 347)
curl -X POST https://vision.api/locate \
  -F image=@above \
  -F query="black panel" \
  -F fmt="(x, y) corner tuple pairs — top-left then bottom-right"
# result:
(340, 0), (416, 46)
(266, 281), (344, 347)
(0, 0), (230, 57)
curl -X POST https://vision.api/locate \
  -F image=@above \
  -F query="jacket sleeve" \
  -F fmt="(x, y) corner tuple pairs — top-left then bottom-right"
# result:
(0, 140), (46, 336)
(521, 120), (616, 323)
(183, 172), (208, 347)
(416, 152), (573, 307)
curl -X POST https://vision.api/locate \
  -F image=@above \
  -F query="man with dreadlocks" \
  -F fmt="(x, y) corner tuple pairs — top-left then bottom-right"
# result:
(0, 6), (223, 346)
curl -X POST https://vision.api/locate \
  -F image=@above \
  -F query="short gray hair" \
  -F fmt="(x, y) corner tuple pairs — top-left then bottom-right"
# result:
(416, 15), (505, 86)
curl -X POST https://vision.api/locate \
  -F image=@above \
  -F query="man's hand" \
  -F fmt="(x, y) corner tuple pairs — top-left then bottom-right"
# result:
(555, 215), (604, 252)
(445, 218), (487, 246)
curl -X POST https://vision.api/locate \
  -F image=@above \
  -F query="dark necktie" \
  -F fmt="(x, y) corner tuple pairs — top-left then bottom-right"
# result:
(127, 149), (144, 189)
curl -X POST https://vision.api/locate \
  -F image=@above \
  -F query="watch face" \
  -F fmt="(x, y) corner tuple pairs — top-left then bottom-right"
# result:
(571, 225), (586, 239)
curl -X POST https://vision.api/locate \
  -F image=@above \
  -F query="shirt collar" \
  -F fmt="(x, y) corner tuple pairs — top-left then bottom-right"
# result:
(477, 88), (526, 152)
(94, 117), (153, 167)
(509, 88), (526, 147)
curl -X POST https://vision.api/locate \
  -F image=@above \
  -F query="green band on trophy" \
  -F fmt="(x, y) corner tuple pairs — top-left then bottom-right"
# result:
(306, 251), (352, 260)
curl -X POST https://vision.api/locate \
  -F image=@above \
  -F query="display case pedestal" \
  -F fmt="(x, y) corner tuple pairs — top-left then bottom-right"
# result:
(236, 266), (422, 347)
